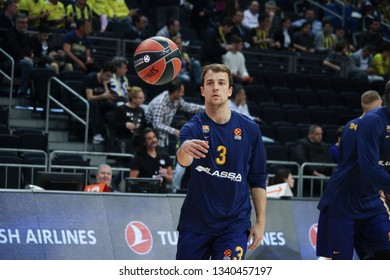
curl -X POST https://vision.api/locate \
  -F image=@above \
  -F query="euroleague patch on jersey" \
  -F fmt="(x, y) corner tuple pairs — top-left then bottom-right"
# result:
(223, 249), (232, 260)
(233, 128), (242, 140)
(125, 221), (153, 255)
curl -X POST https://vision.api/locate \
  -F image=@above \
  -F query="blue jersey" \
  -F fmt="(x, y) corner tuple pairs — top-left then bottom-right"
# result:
(177, 111), (267, 235)
(318, 107), (390, 218)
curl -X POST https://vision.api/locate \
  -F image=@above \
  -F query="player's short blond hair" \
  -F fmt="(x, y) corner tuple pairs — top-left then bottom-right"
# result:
(361, 90), (381, 105)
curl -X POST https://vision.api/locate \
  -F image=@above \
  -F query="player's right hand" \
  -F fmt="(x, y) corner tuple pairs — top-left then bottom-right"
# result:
(181, 139), (209, 159)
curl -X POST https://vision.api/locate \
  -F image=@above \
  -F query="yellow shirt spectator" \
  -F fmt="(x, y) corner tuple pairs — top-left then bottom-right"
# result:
(45, 0), (66, 28)
(108, 0), (131, 19)
(371, 50), (390, 78)
(66, 0), (92, 28)
(19, 0), (47, 28)
(87, 0), (113, 18)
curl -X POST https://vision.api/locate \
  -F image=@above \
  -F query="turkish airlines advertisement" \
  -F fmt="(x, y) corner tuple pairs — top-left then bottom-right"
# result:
(0, 191), (319, 260)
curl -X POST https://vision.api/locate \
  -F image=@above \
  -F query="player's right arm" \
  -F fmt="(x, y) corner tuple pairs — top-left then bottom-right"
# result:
(176, 140), (209, 166)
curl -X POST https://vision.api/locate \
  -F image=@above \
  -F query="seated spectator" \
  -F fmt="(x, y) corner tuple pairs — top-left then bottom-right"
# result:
(95, 163), (114, 191)
(107, 0), (135, 38)
(111, 86), (147, 154)
(126, 13), (152, 42)
(62, 19), (99, 72)
(89, 0), (110, 33)
(360, 17), (384, 52)
(228, 85), (261, 123)
(314, 19), (336, 54)
(293, 21), (315, 54)
(264, 0), (281, 37)
(156, 18), (180, 40)
(129, 127), (173, 193)
(65, 0), (92, 30)
(322, 41), (349, 76)
(201, 17), (234, 65)
(44, 0), (66, 29)
(0, 0), (18, 30)
(85, 61), (117, 144)
(272, 168), (295, 191)
(18, 0), (48, 30)
(273, 17), (294, 51)
(222, 35), (253, 85)
(231, 9), (251, 47)
(348, 44), (378, 81)
(293, 124), (333, 178)
(109, 56), (130, 106)
(4, 14), (34, 95)
(250, 13), (276, 49)
(334, 26), (355, 53)
(371, 43), (390, 80)
(30, 23), (72, 74)
(242, 0), (260, 29)
(292, 6), (322, 35)
(172, 36), (201, 85)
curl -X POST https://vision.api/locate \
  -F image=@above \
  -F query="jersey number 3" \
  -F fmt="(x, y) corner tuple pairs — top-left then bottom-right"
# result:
(216, 145), (227, 165)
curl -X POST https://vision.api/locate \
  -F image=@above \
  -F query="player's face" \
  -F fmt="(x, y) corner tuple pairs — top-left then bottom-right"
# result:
(201, 70), (232, 106)
(96, 166), (112, 186)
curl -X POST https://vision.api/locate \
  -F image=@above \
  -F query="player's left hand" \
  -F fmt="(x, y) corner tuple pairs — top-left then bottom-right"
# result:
(247, 221), (265, 251)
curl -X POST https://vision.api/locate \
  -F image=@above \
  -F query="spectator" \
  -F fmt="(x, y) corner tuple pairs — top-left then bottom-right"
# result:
(293, 21), (315, 54)
(292, 6), (322, 35)
(314, 19), (337, 54)
(222, 35), (253, 85)
(85, 61), (117, 144)
(126, 13), (151, 42)
(228, 85), (261, 123)
(65, 0), (92, 30)
(109, 56), (129, 106)
(19, 0), (49, 30)
(201, 17), (234, 65)
(272, 168), (295, 191)
(188, 0), (212, 40)
(273, 17), (294, 51)
(95, 163), (114, 191)
(107, 0), (134, 38)
(89, 0), (110, 33)
(62, 19), (98, 72)
(156, 18), (180, 40)
(348, 44), (378, 81)
(145, 78), (204, 153)
(44, 0), (66, 29)
(111, 86), (147, 153)
(264, 0), (281, 37)
(242, 0), (260, 29)
(129, 127), (174, 193)
(0, 0), (18, 30)
(231, 9), (251, 47)
(30, 23), (72, 74)
(250, 13), (276, 49)
(360, 17), (383, 52)
(172, 36), (202, 85)
(293, 124), (333, 178)
(371, 43), (390, 80)
(4, 14), (34, 96)
(328, 125), (344, 163)
(322, 41), (349, 76)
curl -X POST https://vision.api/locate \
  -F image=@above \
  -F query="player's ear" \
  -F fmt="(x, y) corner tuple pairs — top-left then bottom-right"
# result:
(228, 87), (232, 97)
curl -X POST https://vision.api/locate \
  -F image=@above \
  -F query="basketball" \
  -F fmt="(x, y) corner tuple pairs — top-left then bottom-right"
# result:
(133, 36), (182, 85)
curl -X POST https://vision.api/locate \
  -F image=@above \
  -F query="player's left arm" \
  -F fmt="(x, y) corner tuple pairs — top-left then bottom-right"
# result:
(248, 187), (266, 250)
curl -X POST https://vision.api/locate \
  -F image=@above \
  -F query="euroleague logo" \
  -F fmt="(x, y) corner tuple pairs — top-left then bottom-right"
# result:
(125, 221), (153, 255)
(308, 223), (318, 250)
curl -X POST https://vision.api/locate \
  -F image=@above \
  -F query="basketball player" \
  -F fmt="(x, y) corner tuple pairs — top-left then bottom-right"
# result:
(317, 89), (390, 260)
(175, 64), (267, 260)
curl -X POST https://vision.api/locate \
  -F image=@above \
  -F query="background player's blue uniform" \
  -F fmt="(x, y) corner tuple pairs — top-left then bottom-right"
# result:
(317, 107), (390, 259)
(176, 111), (267, 259)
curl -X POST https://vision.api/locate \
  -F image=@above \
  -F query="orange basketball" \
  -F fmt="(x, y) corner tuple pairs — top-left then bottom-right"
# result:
(133, 36), (182, 85)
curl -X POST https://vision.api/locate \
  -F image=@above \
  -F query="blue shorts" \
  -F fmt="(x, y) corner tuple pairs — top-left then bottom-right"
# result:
(176, 231), (249, 260)
(317, 209), (390, 260)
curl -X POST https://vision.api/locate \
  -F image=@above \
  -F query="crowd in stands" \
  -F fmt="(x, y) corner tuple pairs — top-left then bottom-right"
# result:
(1, 0), (390, 194)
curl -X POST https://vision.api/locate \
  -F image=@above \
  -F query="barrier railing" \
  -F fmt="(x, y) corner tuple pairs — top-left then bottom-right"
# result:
(0, 48), (14, 112)
(45, 76), (90, 151)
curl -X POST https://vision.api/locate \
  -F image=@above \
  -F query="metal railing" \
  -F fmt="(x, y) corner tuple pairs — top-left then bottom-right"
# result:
(45, 76), (90, 151)
(0, 48), (14, 113)
(298, 162), (337, 197)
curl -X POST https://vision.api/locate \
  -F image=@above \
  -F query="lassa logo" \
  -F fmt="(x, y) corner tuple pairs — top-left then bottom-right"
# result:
(125, 221), (153, 255)
(309, 223), (318, 250)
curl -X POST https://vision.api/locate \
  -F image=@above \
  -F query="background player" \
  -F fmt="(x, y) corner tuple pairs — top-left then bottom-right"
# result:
(176, 64), (267, 260)
(317, 89), (390, 260)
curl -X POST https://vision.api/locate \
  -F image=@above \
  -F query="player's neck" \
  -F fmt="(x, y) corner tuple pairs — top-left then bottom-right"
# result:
(205, 105), (231, 124)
